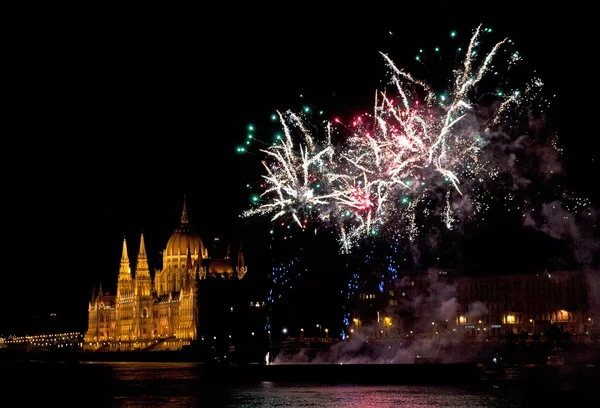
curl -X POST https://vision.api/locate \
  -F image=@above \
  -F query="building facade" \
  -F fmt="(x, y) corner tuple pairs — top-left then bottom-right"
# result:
(454, 270), (593, 337)
(84, 198), (248, 351)
(348, 268), (596, 342)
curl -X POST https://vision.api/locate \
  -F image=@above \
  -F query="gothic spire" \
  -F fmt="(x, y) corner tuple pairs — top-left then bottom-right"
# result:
(181, 195), (189, 225)
(136, 232), (150, 277)
(119, 236), (131, 278)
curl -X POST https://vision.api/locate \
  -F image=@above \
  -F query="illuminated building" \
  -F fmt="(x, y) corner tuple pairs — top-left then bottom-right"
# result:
(84, 198), (249, 351)
(349, 268), (596, 342)
(454, 270), (593, 338)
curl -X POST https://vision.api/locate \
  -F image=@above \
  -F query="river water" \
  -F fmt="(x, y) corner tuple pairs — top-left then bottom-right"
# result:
(4, 361), (598, 407)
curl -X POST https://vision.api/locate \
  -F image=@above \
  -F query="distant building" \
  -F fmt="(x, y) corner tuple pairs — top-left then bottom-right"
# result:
(84, 198), (267, 353)
(454, 270), (593, 337)
(348, 268), (596, 342)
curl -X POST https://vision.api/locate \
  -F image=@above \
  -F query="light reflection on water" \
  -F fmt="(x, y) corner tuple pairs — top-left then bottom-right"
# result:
(222, 384), (510, 408)
(84, 362), (514, 407)
(6, 361), (592, 408)
(110, 386), (510, 408)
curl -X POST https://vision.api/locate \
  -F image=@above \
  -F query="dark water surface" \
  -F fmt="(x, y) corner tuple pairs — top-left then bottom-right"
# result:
(4, 361), (598, 407)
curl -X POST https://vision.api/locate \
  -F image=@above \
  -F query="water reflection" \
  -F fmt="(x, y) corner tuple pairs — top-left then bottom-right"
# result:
(6, 361), (596, 408)
(224, 383), (512, 408)
(83, 362), (514, 407)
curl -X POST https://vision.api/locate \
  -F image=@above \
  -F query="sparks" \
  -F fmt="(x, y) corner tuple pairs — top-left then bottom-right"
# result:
(243, 24), (555, 253)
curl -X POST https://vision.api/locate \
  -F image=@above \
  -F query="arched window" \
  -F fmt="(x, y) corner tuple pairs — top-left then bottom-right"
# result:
(142, 308), (148, 319)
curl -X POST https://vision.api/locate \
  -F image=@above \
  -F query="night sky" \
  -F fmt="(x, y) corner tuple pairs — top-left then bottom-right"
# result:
(7, 9), (598, 335)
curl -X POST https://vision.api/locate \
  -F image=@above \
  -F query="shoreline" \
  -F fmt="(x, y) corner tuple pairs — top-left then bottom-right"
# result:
(2, 349), (598, 389)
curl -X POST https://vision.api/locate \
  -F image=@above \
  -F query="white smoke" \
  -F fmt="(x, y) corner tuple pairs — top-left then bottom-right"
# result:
(272, 270), (492, 365)
(524, 201), (600, 313)
(466, 301), (488, 320)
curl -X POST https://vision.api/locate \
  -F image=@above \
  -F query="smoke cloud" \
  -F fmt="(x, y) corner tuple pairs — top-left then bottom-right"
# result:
(523, 201), (600, 311)
(272, 270), (493, 365)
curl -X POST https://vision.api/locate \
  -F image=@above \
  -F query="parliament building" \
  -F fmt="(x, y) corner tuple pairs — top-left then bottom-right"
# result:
(83, 198), (266, 353)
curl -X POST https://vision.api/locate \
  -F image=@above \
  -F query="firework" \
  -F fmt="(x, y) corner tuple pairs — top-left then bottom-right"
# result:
(242, 24), (547, 253)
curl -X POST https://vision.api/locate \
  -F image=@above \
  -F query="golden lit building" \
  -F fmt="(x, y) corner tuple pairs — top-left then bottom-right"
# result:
(84, 198), (247, 351)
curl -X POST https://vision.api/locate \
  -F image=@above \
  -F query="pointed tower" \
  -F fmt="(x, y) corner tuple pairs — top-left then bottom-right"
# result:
(117, 237), (133, 299)
(135, 233), (152, 294)
(134, 233), (153, 342)
(236, 242), (247, 280)
(116, 237), (134, 342)
(181, 194), (189, 226)
(226, 243), (231, 259)
(119, 237), (132, 277)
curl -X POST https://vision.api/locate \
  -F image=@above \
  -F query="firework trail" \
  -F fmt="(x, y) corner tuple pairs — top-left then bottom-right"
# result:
(242, 24), (546, 253)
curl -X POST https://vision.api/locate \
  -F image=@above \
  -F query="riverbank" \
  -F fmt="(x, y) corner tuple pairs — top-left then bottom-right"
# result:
(2, 349), (598, 389)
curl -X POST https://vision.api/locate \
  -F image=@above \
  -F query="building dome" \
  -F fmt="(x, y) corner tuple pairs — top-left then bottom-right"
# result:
(163, 197), (206, 268)
(165, 227), (204, 258)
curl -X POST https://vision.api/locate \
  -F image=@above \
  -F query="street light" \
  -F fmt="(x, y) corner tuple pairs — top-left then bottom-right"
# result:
(324, 328), (329, 338)
(316, 324), (322, 337)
